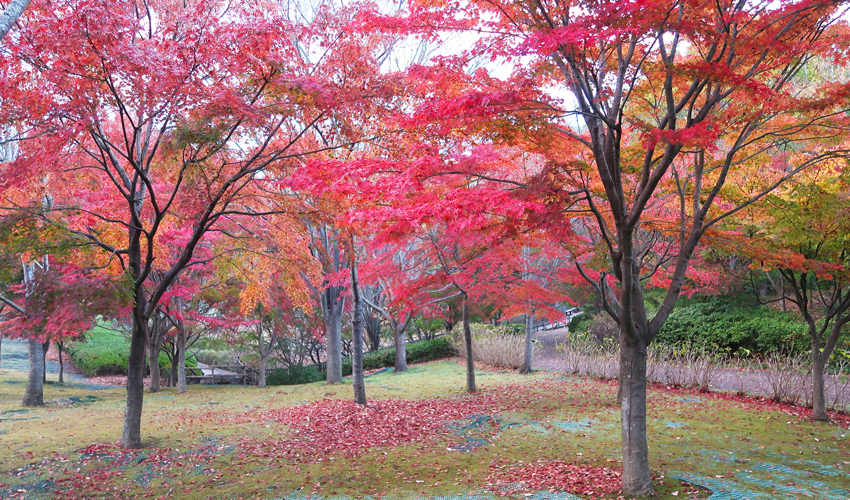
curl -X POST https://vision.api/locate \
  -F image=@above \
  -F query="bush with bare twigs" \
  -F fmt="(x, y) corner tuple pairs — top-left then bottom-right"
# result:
(763, 352), (811, 405)
(451, 323), (524, 369)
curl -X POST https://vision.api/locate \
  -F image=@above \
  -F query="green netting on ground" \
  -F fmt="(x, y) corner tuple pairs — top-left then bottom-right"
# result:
(0, 478), (57, 499)
(61, 381), (119, 390)
(676, 396), (701, 403)
(670, 445), (850, 500)
(445, 414), (500, 453)
(1, 439), (237, 499)
(0, 408), (41, 422)
(48, 395), (101, 405)
(364, 368), (392, 378)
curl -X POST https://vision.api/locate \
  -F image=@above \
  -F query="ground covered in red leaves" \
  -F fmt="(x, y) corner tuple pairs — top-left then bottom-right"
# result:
(234, 393), (512, 462)
(486, 459), (622, 498)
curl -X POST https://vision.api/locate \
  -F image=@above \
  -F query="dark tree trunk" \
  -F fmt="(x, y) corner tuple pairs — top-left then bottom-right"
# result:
(350, 261), (366, 405)
(147, 339), (162, 393)
(23, 337), (44, 406)
(463, 298), (475, 394)
(57, 341), (64, 384)
(811, 349), (828, 421)
(169, 351), (178, 388)
(619, 332), (653, 496)
(520, 312), (533, 374)
(366, 313), (381, 352)
(122, 315), (148, 449)
(617, 356), (625, 405)
(615, 234), (656, 496)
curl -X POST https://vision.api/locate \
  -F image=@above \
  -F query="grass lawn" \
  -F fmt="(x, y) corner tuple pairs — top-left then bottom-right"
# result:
(0, 361), (847, 499)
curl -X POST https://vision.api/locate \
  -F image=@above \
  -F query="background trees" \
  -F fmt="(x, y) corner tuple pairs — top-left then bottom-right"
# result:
(741, 165), (850, 421)
(1, 0), (399, 447)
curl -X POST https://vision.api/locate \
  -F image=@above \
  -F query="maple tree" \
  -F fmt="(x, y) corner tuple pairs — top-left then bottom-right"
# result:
(0, 199), (129, 405)
(0, 0), (399, 447)
(2, 256), (129, 405)
(738, 164), (850, 421)
(363, 0), (850, 493)
(301, 223), (351, 384)
(233, 246), (317, 389)
(357, 241), (461, 373)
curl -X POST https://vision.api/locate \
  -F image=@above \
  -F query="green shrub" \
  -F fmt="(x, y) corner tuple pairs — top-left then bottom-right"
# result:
(568, 306), (595, 333)
(67, 324), (197, 376)
(266, 365), (325, 386)
(342, 337), (453, 376)
(407, 336), (453, 361)
(66, 326), (132, 376)
(654, 295), (809, 354)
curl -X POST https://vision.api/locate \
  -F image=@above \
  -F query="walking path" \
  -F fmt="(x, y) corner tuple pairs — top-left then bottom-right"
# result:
(533, 327), (850, 407)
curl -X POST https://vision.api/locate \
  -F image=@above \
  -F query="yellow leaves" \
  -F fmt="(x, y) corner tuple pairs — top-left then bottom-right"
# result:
(240, 282), (264, 316)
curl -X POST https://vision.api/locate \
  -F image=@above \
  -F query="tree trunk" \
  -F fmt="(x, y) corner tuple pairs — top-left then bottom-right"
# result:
(619, 332), (654, 496)
(811, 349), (829, 421)
(520, 312), (533, 374)
(394, 324), (408, 373)
(122, 316), (148, 449)
(258, 354), (268, 388)
(351, 262), (366, 405)
(177, 326), (187, 394)
(57, 341), (64, 384)
(147, 339), (162, 393)
(325, 309), (343, 384)
(365, 302), (381, 352)
(169, 352), (177, 388)
(41, 341), (48, 384)
(463, 299), (475, 394)
(616, 356), (625, 405)
(23, 337), (44, 406)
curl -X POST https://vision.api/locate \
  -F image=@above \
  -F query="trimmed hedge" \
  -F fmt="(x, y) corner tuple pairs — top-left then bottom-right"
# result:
(342, 336), (453, 376)
(266, 365), (326, 385)
(265, 337), (454, 386)
(66, 327), (134, 376)
(66, 325), (196, 376)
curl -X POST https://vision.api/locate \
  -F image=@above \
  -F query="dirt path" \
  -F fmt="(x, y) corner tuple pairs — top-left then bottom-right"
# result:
(533, 327), (850, 408)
